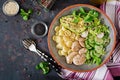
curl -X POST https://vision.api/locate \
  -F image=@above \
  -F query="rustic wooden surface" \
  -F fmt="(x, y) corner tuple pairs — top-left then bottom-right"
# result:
(1, 0), (119, 80)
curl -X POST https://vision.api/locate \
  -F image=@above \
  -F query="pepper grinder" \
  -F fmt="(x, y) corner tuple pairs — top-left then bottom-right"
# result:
(36, 0), (56, 10)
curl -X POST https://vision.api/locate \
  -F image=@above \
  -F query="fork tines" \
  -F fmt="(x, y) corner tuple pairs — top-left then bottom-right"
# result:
(22, 39), (35, 49)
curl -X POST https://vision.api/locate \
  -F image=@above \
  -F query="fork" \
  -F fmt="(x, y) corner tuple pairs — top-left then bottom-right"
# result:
(22, 39), (62, 75)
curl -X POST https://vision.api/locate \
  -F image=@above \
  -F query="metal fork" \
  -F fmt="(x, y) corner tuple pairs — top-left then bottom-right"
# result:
(22, 39), (62, 75)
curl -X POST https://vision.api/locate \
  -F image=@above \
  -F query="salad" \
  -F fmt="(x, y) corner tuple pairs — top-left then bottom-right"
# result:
(53, 7), (110, 65)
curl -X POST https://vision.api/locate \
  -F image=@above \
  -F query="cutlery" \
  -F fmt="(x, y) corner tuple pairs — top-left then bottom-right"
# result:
(22, 39), (62, 75)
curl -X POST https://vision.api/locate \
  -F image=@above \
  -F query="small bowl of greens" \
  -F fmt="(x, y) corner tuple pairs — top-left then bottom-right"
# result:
(48, 4), (116, 72)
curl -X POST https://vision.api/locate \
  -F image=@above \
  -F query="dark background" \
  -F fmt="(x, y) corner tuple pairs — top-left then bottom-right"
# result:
(0, 0), (119, 80)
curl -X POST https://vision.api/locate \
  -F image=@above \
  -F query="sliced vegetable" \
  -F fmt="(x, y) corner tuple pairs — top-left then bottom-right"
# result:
(94, 18), (100, 26)
(86, 51), (91, 60)
(95, 37), (104, 45)
(83, 8), (110, 65)
(94, 56), (102, 65)
(85, 40), (92, 49)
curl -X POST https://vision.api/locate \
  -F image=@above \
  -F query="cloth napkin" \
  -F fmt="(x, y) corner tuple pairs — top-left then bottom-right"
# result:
(60, 0), (120, 80)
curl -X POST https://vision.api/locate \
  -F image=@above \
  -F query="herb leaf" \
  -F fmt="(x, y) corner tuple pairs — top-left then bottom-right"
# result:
(36, 62), (50, 74)
(20, 9), (33, 21)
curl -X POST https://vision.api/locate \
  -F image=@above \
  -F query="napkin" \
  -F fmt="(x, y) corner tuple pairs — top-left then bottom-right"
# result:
(60, 0), (120, 80)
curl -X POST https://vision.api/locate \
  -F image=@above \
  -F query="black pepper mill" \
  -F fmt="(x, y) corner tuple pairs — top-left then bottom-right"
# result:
(36, 0), (56, 10)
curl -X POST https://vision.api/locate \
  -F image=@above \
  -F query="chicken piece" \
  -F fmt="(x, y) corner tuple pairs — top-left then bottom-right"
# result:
(71, 41), (81, 51)
(79, 48), (87, 55)
(66, 52), (78, 64)
(78, 37), (85, 42)
(73, 54), (86, 65)
(79, 41), (85, 47)
(78, 37), (85, 47)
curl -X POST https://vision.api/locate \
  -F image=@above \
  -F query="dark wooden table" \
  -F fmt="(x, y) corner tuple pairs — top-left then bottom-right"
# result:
(0, 0), (119, 80)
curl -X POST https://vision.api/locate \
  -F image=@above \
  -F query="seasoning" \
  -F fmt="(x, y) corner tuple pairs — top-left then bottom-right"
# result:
(37, 0), (56, 10)
(31, 21), (48, 37)
(2, 0), (19, 16)
(34, 23), (46, 35)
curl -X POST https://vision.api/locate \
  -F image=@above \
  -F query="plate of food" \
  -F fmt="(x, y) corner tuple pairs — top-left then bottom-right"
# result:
(48, 4), (116, 72)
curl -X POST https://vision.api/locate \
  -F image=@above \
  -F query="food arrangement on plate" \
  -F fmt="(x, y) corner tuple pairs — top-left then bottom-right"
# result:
(52, 7), (110, 66)
(48, 4), (116, 72)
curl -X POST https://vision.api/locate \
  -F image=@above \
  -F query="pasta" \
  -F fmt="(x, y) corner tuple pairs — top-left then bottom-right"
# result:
(65, 41), (72, 48)
(58, 29), (64, 36)
(53, 25), (82, 57)
(60, 50), (67, 56)
(55, 26), (60, 32)
(64, 30), (71, 36)
(63, 36), (70, 42)
(63, 46), (70, 52)
(56, 43), (62, 49)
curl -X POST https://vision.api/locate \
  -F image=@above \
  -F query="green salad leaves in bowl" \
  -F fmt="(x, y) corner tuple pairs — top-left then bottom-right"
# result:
(48, 4), (116, 72)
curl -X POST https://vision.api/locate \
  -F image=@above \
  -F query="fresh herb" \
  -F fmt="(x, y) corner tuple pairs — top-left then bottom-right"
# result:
(36, 62), (50, 74)
(79, 7), (86, 16)
(78, 8), (99, 22)
(72, 10), (80, 23)
(20, 9), (33, 21)
(84, 10), (98, 22)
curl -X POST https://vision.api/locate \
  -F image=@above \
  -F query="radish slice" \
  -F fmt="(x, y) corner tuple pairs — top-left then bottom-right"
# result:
(81, 31), (88, 38)
(97, 33), (104, 38)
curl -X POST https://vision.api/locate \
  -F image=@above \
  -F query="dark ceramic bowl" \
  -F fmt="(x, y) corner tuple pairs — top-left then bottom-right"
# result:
(48, 4), (116, 72)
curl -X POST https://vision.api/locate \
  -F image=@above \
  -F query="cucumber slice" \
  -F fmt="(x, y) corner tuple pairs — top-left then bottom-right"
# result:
(92, 59), (96, 64)
(95, 45), (103, 53)
(86, 51), (91, 60)
(88, 35), (95, 44)
(103, 38), (110, 47)
(93, 51), (101, 57)
(90, 50), (95, 58)
(94, 57), (102, 65)
(89, 42), (95, 48)
(85, 40), (92, 49)
(95, 37), (104, 45)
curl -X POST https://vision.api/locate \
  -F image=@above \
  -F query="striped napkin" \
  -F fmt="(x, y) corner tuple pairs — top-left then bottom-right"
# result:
(60, 0), (120, 80)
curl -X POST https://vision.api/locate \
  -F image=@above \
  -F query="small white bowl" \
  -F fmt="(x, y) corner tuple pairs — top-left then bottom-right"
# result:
(2, 0), (19, 16)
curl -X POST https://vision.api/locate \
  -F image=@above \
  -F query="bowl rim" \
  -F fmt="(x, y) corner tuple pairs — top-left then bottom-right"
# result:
(48, 4), (117, 72)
